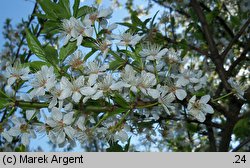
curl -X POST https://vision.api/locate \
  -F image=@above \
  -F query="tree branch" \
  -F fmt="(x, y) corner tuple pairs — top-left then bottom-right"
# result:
(221, 18), (250, 60)
(190, 0), (231, 90)
(13, 2), (38, 64)
(165, 37), (209, 56)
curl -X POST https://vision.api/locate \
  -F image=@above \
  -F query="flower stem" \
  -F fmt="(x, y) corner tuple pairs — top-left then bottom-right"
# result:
(212, 92), (234, 102)
(153, 60), (159, 83)
(111, 110), (131, 132)
(137, 102), (159, 108)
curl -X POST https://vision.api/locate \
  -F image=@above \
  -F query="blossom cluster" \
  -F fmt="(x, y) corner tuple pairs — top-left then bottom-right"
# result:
(1, 4), (247, 149)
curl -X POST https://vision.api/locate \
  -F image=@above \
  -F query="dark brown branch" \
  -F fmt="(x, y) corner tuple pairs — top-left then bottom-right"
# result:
(221, 18), (250, 60)
(152, 0), (191, 18)
(200, 2), (234, 38)
(227, 39), (250, 76)
(206, 115), (217, 151)
(190, 0), (231, 90)
(165, 37), (209, 56)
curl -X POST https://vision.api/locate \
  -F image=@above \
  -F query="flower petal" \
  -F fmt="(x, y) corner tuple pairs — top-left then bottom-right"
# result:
(175, 89), (187, 100)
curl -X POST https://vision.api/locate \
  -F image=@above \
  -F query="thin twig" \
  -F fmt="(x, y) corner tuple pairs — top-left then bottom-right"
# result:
(221, 18), (250, 60)
(13, 2), (38, 64)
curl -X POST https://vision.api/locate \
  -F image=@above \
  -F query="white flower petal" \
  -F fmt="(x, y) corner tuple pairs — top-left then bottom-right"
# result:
(56, 130), (66, 144)
(26, 110), (36, 120)
(175, 89), (187, 100)
(80, 86), (96, 96)
(72, 92), (82, 103)
(202, 104), (214, 114)
(200, 95), (210, 104)
(8, 128), (21, 137)
(21, 133), (30, 146)
(63, 112), (74, 125)
(147, 88), (160, 99)
(64, 126), (75, 139)
(51, 107), (63, 121)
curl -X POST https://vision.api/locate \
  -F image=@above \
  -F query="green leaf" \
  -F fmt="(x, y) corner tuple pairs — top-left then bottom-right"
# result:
(73, 0), (80, 17)
(131, 11), (143, 27)
(0, 89), (9, 99)
(150, 10), (159, 29)
(44, 45), (59, 64)
(234, 118), (250, 138)
(112, 93), (130, 108)
(77, 6), (96, 18)
(106, 141), (124, 152)
(83, 50), (97, 62)
(124, 137), (131, 152)
(41, 20), (60, 35)
(59, 42), (77, 62)
(57, 0), (71, 19)
(25, 61), (49, 72)
(15, 145), (26, 152)
(109, 60), (125, 70)
(25, 29), (47, 61)
(108, 50), (126, 70)
(0, 98), (9, 109)
(37, 0), (58, 20)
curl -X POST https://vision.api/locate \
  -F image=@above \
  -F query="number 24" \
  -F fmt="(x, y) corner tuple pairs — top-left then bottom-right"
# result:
(234, 155), (246, 163)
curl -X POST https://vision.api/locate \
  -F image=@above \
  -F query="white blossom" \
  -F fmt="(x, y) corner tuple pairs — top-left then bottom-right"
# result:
(158, 85), (175, 115)
(29, 66), (56, 98)
(8, 116), (36, 146)
(228, 77), (247, 100)
(4, 64), (30, 86)
(73, 16), (93, 46)
(61, 17), (78, 45)
(112, 32), (143, 46)
(60, 76), (85, 103)
(140, 43), (168, 61)
(187, 95), (214, 122)
(46, 107), (76, 145)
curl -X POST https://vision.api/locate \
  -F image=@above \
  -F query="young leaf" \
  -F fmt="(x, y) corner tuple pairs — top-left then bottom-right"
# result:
(73, 0), (80, 17)
(106, 141), (124, 152)
(0, 98), (9, 109)
(25, 29), (47, 61)
(59, 42), (77, 62)
(112, 93), (130, 108)
(37, 0), (58, 20)
(77, 6), (96, 18)
(43, 45), (59, 64)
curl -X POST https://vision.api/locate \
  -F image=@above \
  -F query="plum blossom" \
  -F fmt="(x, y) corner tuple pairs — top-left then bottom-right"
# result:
(0, 126), (13, 143)
(87, 7), (113, 28)
(8, 116), (36, 146)
(84, 60), (109, 83)
(140, 43), (168, 61)
(228, 77), (247, 100)
(61, 17), (78, 45)
(67, 50), (85, 70)
(73, 16), (93, 46)
(4, 63), (30, 86)
(137, 71), (160, 99)
(49, 82), (64, 109)
(80, 75), (103, 103)
(187, 95), (214, 122)
(158, 85), (175, 115)
(29, 66), (56, 98)
(46, 107), (76, 145)
(165, 81), (187, 101)
(112, 32), (143, 46)
(174, 70), (199, 87)
(60, 76), (85, 103)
